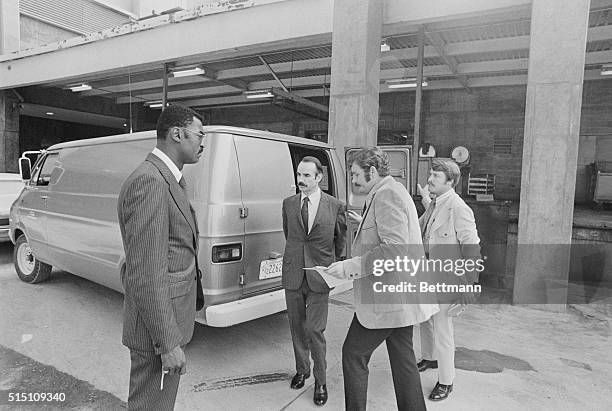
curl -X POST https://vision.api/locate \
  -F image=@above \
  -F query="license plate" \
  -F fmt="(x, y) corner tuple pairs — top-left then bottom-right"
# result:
(259, 258), (283, 279)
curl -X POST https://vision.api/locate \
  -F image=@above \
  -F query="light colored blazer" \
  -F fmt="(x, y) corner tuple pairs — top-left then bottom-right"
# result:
(420, 189), (481, 303)
(344, 176), (438, 329)
(282, 191), (347, 292)
(117, 153), (200, 355)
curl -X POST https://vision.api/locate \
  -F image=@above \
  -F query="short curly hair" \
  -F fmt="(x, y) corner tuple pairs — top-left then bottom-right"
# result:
(156, 104), (202, 140)
(348, 147), (390, 178)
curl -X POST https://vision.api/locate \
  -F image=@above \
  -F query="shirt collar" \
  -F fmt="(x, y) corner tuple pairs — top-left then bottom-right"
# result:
(434, 187), (455, 205)
(151, 147), (182, 183)
(366, 175), (393, 202)
(301, 186), (321, 203)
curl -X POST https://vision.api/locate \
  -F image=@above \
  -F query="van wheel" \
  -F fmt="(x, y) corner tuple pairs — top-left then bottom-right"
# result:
(14, 234), (52, 284)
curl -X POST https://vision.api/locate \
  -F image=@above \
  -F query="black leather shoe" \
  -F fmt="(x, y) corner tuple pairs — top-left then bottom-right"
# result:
(429, 382), (453, 401)
(313, 383), (328, 406)
(417, 359), (438, 372)
(290, 373), (310, 389)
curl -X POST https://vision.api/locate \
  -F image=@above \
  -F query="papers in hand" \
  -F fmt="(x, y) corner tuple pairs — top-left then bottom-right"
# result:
(303, 266), (349, 289)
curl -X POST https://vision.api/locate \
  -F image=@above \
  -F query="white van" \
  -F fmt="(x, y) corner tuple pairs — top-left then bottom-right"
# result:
(0, 173), (24, 241)
(10, 126), (351, 326)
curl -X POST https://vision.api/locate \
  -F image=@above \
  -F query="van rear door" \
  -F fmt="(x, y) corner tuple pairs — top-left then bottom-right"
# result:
(233, 135), (295, 296)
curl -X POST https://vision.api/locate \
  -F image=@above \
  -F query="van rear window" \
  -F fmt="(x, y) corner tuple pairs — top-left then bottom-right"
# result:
(288, 145), (334, 197)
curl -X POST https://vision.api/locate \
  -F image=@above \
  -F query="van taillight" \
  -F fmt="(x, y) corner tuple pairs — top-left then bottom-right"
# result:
(212, 243), (242, 263)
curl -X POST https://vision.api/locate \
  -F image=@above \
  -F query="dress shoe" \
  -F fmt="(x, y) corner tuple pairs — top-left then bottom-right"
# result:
(429, 382), (453, 401)
(313, 383), (328, 406)
(290, 373), (310, 389)
(417, 359), (438, 372)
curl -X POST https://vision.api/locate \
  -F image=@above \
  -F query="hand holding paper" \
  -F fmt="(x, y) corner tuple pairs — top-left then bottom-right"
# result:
(304, 264), (349, 289)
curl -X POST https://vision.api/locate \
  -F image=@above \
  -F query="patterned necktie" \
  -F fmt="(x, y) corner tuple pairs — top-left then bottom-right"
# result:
(301, 197), (309, 233)
(179, 176), (187, 192)
(421, 197), (437, 236)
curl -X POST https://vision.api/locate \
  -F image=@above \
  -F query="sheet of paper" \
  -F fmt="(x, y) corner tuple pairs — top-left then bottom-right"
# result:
(303, 266), (350, 289)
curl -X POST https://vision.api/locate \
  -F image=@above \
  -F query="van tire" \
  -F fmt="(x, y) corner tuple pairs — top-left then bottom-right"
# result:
(14, 234), (52, 284)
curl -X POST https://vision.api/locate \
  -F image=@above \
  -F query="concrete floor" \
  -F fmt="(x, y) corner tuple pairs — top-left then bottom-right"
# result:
(0, 242), (611, 411)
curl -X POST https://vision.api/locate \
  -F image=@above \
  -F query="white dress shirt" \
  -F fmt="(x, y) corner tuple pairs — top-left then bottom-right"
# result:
(152, 147), (182, 183)
(300, 187), (321, 234)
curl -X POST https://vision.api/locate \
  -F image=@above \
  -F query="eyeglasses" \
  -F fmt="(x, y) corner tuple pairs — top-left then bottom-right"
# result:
(174, 127), (205, 140)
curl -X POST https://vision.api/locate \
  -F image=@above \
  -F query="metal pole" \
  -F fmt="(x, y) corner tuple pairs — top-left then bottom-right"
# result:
(412, 25), (425, 194)
(162, 63), (169, 108)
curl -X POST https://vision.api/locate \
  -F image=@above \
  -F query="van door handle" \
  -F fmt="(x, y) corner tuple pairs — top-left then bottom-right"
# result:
(268, 252), (282, 259)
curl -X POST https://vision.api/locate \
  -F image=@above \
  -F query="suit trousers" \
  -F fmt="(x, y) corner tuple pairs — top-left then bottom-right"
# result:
(128, 349), (181, 411)
(419, 303), (455, 385)
(285, 277), (329, 384)
(342, 315), (426, 411)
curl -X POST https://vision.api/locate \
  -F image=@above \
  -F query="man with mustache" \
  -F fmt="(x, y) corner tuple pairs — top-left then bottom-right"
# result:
(281, 156), (347, 406)
(325, 147), (437, 411)
(416, 158), (481, 402)
(118, 104), (206, 410)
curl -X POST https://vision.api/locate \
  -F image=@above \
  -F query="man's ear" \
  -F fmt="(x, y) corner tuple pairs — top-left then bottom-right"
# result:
(169, 127), (181, 143)
(316, 172), (323, 183)
(369, 166), (378, 179)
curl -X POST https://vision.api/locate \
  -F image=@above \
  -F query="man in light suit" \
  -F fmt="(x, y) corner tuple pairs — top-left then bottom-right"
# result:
(117, 105), (206, 410)
(326, 147), (438, 411)
(282, 156), (347, 406)
(416, 158), (481, 401)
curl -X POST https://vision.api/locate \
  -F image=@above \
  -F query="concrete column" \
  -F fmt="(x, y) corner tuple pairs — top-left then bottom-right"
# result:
(513, 0), (590, 308)
(328, 0), (383, 157)
(0, 91), (21, 173)
(0, 0), (20, 54)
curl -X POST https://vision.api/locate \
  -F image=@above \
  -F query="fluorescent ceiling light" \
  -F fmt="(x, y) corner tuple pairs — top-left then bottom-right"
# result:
(386, 78), (428, 89)
(601, 64), (612, 76)
(46, 112), (55, 116)
(68, 83), (92, 92)
(145, 100), (166, 108)
(170, 66), (205, 77)
(244, 89), (274, 99)
(380, 40), (390, 52)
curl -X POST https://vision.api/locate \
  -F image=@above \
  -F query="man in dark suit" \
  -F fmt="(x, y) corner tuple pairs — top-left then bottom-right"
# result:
(117, 104), (205, 410)
(282, 156), (347, 406)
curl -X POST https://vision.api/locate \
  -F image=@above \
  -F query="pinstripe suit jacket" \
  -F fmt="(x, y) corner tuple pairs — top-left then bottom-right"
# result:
(118, 153), (201, 355)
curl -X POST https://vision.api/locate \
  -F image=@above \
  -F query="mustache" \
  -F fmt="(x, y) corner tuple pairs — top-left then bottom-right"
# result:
(298, 183), (307, 187)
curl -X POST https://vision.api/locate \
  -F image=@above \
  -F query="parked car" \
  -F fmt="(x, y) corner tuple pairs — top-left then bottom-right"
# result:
(10, 126), (350, 326)
(0, 173), (24, 241)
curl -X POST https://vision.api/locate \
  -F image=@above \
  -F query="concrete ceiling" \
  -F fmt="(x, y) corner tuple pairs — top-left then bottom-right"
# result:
(10, 2), (612, 111)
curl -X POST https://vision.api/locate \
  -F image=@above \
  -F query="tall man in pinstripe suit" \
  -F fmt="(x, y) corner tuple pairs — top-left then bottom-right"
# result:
(118, 105), (206, 410)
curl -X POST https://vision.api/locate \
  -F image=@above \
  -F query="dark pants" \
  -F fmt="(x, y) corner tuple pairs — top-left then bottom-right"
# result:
(342, 315), (426, 411)
(128, 349), (181, 411)
(285, 278), (330, 384)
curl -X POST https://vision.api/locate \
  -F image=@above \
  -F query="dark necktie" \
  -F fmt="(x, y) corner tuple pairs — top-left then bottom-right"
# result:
(301, 197), (309, 233)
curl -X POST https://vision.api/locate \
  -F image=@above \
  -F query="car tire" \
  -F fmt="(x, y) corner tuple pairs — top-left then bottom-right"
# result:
(14, 234), (52, 284)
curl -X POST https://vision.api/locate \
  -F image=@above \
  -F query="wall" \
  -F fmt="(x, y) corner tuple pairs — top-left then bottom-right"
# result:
(206, 80), (612, 201)
(19, 15), (76, 50)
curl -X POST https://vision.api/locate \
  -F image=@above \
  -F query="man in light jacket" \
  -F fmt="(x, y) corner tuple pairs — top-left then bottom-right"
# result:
(326, 147), (438, 411)
(416, 158), (481, 401)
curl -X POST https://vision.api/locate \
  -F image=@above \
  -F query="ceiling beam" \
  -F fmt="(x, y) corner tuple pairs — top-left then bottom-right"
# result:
(425, 30), (471, 92)
(272, 87), (328, 112)
(258, 56), (289, 91)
